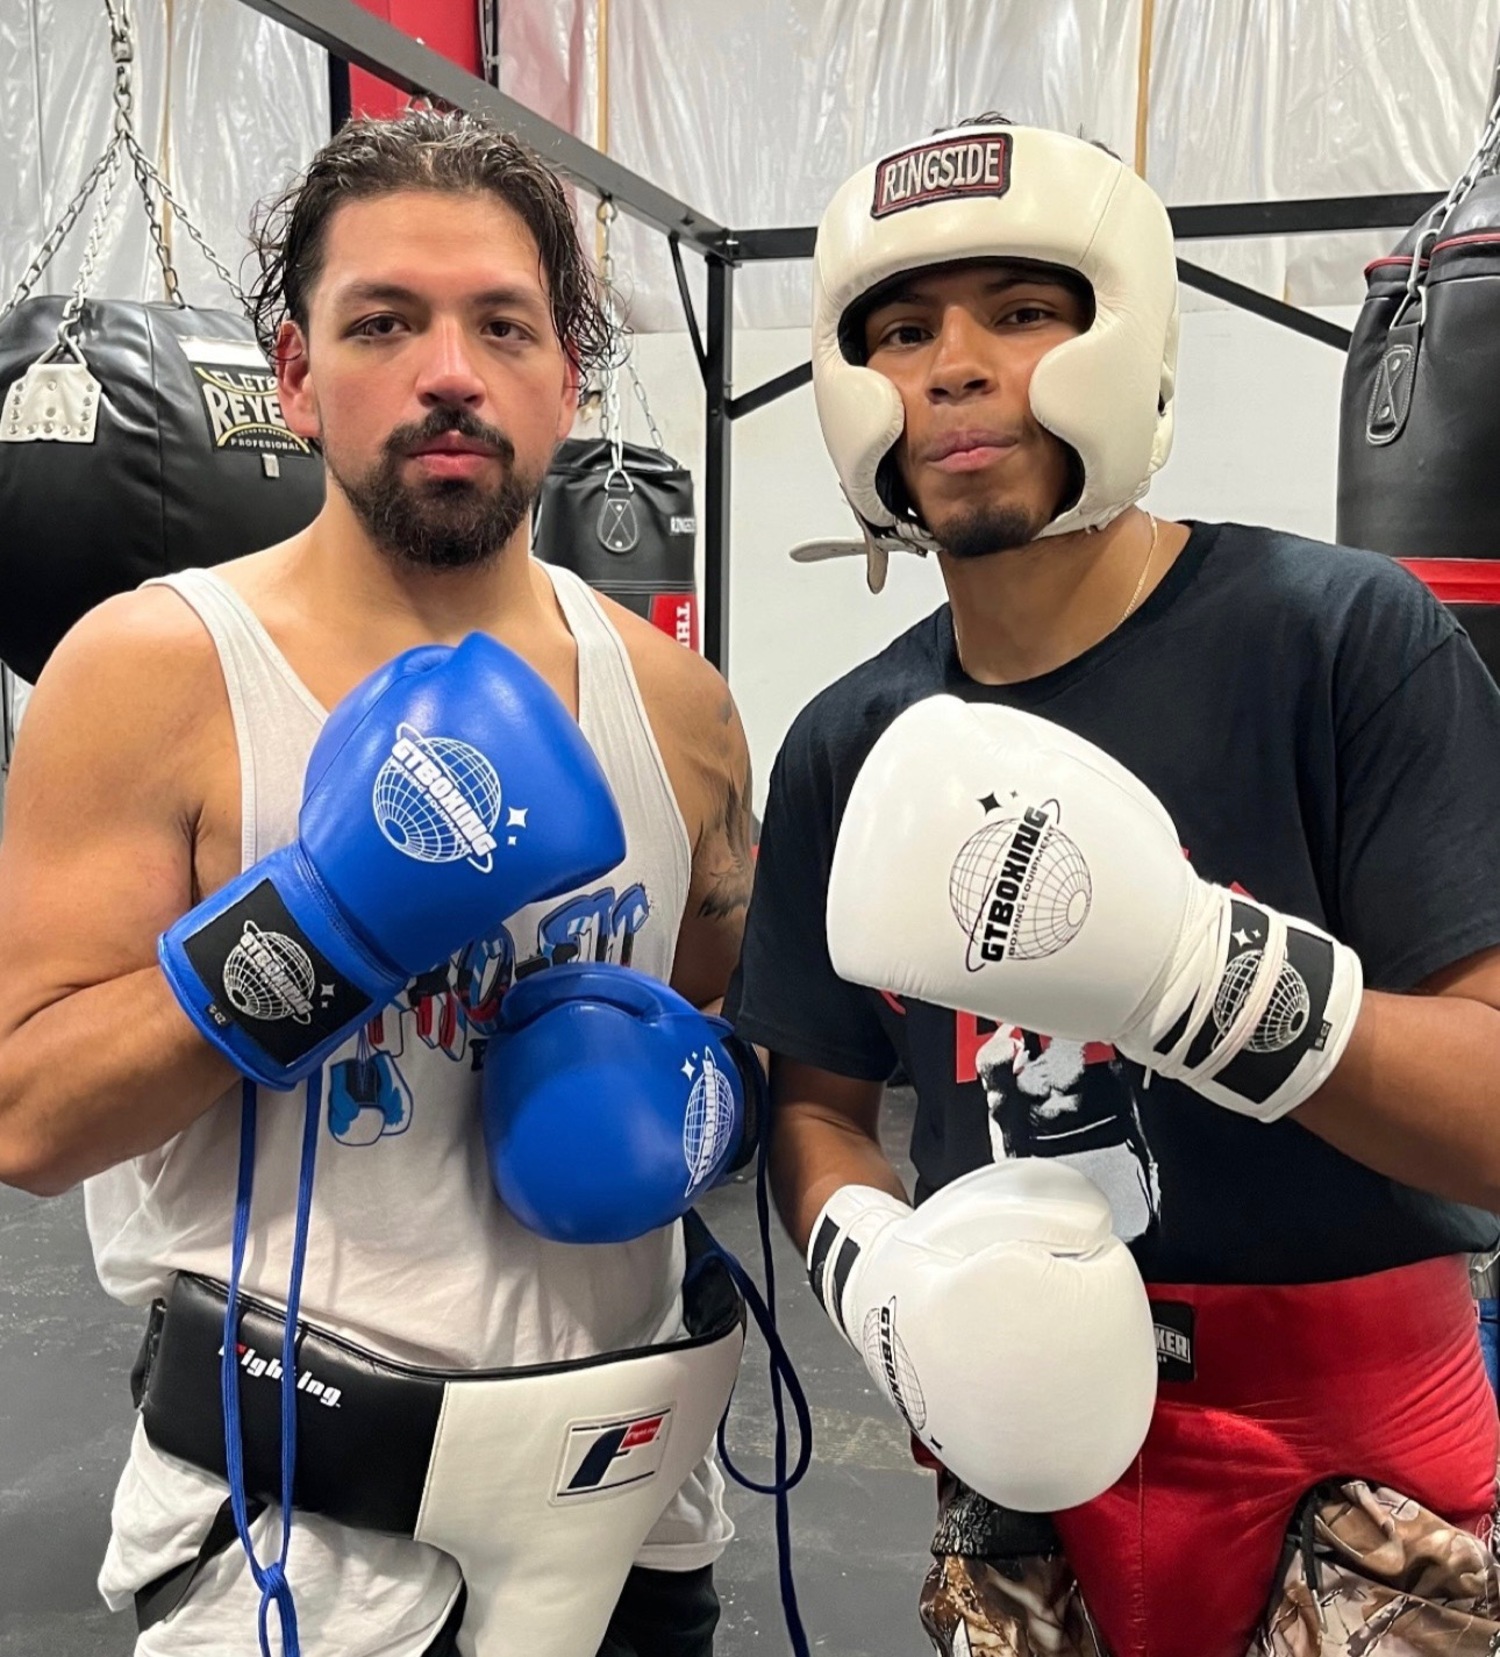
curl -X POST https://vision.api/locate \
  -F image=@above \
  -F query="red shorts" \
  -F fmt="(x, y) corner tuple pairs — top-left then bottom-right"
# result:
(1050, 1256), (1497, 1657)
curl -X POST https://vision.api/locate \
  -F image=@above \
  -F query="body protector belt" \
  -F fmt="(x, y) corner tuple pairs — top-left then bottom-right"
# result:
(133, 1219), (745, 1656)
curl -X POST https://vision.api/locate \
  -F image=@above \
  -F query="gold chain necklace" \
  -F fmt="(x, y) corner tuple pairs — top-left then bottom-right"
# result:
(1116, 513), (1160, 631)
(950, 513), (1161, 671)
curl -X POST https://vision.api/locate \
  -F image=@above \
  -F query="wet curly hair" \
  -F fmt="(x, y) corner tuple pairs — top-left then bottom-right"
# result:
(247, 109), (617, 390)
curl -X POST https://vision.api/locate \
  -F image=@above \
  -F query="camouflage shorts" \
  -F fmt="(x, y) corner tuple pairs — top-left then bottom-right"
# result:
(919, 1477), (1500, 1657)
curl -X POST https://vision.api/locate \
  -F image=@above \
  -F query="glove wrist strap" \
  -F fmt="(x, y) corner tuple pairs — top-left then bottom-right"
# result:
(805, 1185), (910, 1346)
(159, 844), (402, 1088)
(1126, 886), (1363, 1122)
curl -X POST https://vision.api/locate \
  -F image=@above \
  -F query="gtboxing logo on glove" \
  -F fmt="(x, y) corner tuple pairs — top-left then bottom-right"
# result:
(553, 1407), (673, 1503)
(949, 799), (1093, 970)
(862, 1297), (930, 1439)
(187, 878), (365, 1048)
(1213, 919), (1313, 1055)
(222, 921), (317, 1025)
(372, 724), (516, 873)
(682, 1047), (736, 1197)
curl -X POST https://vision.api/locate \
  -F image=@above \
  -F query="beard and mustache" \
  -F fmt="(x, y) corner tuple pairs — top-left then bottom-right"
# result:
(326, 405), (544, 572)
(328, 403), (1069, 571)
(934, 501), (1050, 561)
(882, 444), (1085, 562)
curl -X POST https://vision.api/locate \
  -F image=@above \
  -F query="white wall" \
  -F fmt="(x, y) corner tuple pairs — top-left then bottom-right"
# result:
(618, 303), (1361, 809)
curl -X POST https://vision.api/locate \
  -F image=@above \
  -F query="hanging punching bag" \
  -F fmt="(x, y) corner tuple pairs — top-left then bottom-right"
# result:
(1338, 113), (1500, 679)
(537, 202), (701, 653)
(0, 0), (323, 685)
(533, 437), (700, 652)
(0, 298), (323, 683)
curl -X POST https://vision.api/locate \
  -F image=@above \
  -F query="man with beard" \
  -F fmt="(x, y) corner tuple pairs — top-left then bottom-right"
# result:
(731, 118), (1500, 1655)
(0, 113), (752, 1656)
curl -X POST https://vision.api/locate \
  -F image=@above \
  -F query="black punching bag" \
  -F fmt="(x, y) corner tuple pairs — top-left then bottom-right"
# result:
(1338, 172), (1500, 677)
(0, 297), (324, 683)
(533, 438), (700, 651)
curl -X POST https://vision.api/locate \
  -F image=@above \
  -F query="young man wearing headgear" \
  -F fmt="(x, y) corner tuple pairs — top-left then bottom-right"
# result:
(730, 117), (1500, 1655)
(0, 111), (762, 1656)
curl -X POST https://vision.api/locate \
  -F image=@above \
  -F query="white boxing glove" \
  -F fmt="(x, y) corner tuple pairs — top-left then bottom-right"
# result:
(828, 696), (1363, 1122)
(808, 1159), (1156, 1511)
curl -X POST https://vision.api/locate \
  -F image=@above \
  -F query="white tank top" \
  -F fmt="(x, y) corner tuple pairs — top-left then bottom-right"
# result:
(85, 564), (730, 1593)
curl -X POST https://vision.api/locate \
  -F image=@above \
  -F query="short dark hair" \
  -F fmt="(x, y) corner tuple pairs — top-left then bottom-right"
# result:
(947, 109), (1123, 163)
(951, 110), (1015, 131)
(247, 110), (617, 389)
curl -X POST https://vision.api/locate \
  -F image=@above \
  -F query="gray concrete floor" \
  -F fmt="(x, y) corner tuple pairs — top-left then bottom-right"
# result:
(0, 1090), (936, 1656)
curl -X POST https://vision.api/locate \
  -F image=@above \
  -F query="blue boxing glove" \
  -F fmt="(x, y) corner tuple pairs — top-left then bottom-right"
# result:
(160, 634), (626, 1089)
(483, 963), (762, 1244)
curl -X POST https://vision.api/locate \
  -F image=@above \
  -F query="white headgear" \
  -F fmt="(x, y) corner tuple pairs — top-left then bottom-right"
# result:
(792, 124), (1180, 591)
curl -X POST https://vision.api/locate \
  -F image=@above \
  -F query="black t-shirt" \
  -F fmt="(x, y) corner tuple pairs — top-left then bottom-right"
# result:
(729, 522), (1500, 1285)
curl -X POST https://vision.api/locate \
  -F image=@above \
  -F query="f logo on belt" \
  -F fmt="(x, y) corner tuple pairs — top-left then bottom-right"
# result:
(554, 1406), (673, 1501)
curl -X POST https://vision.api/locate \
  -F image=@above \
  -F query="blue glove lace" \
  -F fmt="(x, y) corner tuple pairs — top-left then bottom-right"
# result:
(220, 1072), (322, 1657)
(704, 1058), (813, 1657)
(217, 1051), (808, 1657)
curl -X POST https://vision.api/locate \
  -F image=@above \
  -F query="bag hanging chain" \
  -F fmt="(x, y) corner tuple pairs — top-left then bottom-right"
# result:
(595, 198), (666, 479)
(56, 8), (137, 355)
(628, 354), (665, 452)
(1398, 84), (1500, 326)
(2, 140), (120, 323)
(2, 0), (247, 347)
(597, 200), (630, 491)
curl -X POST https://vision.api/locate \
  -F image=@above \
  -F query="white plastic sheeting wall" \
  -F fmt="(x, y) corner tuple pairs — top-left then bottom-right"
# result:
(497, 0), (1500, 329)
(0, 0), (327, 812)
(1, 0), (1493, 803)
(10, 1), (1490, 324)
(1, 0), (328, 315)
(1150, 2), (1500, 305)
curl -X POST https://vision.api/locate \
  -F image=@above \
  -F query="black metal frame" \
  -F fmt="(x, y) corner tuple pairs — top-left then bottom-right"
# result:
(250, 0), (1436, 670)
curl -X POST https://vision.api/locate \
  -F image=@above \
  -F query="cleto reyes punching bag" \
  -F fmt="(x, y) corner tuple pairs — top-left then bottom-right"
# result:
(1338, 108), (1500, 680)
(0, 0), (323, 685)
(0, 297), (323, 684)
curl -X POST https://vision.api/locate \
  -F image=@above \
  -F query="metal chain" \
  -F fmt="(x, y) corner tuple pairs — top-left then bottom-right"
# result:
(128, 146), (182, 304)
(77, 145), (126, 300)
(626, 358), (664, 451)
(55, 0), (141, 348)
(596, 199), (629, 481)
(106, 0), (246, 306)
(6, 0), (247, 339)
(56, 135), (126, 351)
(0, 144), (120, 320)
(1400, 83), (1500, 323)
(1453, 86), (1500, 201)
(595, 197), (665, 458)
(603, 369), (626, 463)
(134, 144), (245, 303)
(104, 0), (184, 305)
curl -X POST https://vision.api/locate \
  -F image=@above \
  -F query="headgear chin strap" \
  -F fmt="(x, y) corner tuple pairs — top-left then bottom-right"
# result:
(793, 123), (1180, 591)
